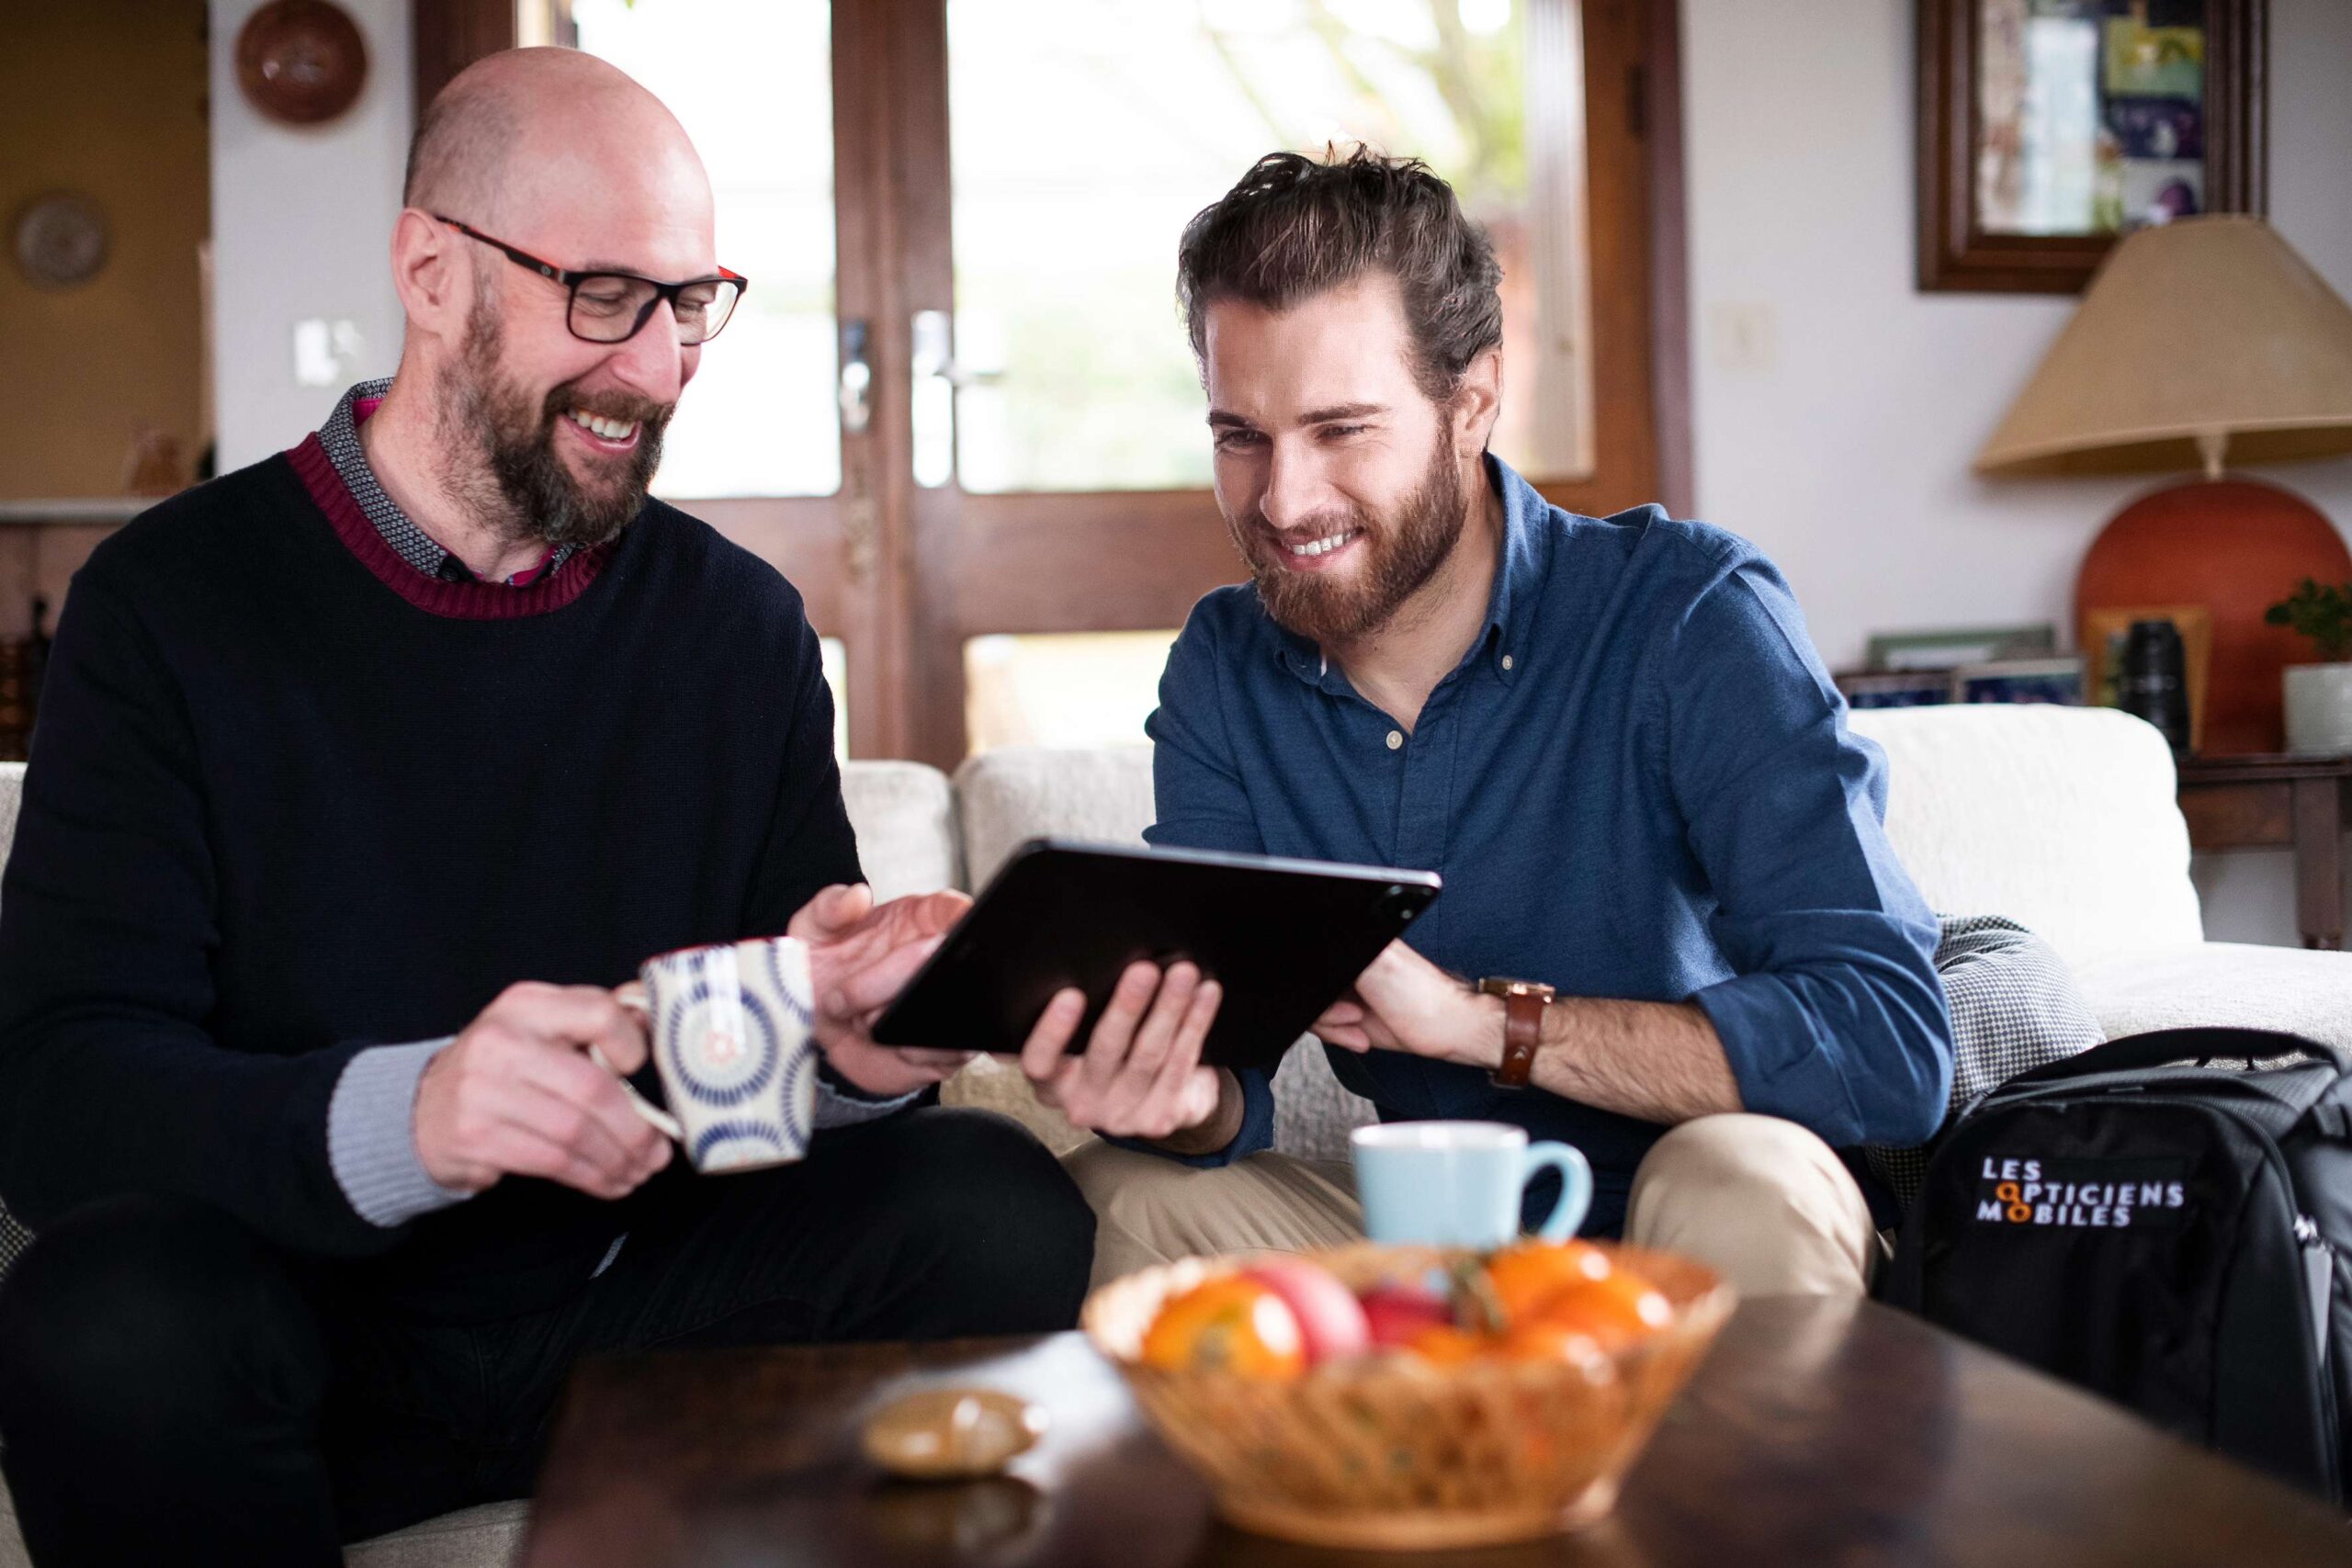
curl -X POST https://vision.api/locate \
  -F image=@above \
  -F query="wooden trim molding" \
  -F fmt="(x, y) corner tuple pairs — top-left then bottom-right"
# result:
(1641, 0), (1696, 520)
(412, 0), (517, 121)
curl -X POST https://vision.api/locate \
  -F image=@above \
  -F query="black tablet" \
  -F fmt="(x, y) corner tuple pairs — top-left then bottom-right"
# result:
(870, 839), (1442, 1072)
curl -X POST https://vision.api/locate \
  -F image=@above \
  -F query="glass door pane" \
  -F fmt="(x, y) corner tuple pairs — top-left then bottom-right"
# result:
(570, 0), (841, 498)
(944, 0), (1593, 493)
(964, 630), (1178, 752)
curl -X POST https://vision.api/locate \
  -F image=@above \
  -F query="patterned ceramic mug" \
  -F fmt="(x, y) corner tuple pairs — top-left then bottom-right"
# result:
(610, 937), (820, 1174)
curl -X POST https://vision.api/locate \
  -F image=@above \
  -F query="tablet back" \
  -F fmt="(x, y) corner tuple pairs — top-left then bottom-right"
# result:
(871, 839), (1441, 1071)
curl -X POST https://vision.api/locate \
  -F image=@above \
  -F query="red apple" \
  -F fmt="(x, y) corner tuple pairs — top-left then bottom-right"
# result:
(1358, 1282), (1453, 1349)
(1239, 1258), (1371, 1365)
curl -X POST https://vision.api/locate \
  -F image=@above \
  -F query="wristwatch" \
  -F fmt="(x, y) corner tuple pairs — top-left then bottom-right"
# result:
(1476, 977), (1555, 1089)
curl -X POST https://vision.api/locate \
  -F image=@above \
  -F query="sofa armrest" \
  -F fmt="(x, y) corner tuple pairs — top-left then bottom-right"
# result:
(2071, 942), (2352, 1051)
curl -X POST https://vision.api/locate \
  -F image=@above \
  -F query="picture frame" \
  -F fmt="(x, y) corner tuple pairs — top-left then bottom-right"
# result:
(1837, 670), (1955, 710)
(1951, 656), (2087, 706)
(1916, 0), (2267, 294)
(2082, 604), (2212, 750)
(1865, 624), (2057, 672)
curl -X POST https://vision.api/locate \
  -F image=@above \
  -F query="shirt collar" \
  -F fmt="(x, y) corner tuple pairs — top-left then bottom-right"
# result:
(315, 379), (573, 588)
(1275, 452), (1545, 691)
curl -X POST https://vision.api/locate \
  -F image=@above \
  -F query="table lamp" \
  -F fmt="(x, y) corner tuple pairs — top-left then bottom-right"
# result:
(1975, 216), (2352, 754)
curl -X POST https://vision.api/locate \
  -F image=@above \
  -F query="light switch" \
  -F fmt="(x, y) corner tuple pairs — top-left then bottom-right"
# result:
(1708, 302), (1779, 373)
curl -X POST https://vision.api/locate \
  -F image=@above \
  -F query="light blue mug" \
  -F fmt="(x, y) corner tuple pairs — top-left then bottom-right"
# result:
(1351, 1121), (1593, 1248)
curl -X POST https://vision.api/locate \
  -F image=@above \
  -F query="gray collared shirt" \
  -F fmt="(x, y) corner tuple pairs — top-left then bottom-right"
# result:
(317, 378), (576, 586)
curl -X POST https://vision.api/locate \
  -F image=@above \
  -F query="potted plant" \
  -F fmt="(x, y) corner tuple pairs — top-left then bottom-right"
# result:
(2266, 578), (2352, 755)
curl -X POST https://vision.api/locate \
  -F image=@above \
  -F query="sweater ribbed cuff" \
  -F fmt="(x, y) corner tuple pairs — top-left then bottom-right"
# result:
(813, 1066), (920, 1129)
(328, 1039), (472, 1227)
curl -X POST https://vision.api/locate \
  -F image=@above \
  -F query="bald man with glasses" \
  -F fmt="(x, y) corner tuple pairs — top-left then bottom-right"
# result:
(0, 48), (1091, 1568)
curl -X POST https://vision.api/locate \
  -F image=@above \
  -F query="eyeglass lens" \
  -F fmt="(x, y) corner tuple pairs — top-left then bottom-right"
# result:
(568, 275), (741, 345)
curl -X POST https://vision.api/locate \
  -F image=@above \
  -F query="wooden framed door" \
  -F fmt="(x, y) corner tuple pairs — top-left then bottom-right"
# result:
(417, 0), (1690, 770)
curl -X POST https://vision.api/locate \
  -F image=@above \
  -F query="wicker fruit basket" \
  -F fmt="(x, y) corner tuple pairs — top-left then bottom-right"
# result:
(1082, 1241), (1734, 1551)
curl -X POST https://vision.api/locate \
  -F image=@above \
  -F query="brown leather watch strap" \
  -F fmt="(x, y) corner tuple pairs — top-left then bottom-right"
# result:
(1478, 978), (1555, 1089)
(1497, 990), (1544, 1088)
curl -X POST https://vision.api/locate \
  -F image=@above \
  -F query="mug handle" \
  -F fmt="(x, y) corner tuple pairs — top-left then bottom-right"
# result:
(598, 984), (684, 1144)
(1521, 1141), (1593, 1243)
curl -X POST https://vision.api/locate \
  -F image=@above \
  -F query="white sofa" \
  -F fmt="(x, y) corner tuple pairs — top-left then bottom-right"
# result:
(4, 704), (2348, 1566)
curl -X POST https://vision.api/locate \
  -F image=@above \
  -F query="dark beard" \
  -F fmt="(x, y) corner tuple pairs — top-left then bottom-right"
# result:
(1230, 431), (1467, 646)
(437, 297), (672, 551)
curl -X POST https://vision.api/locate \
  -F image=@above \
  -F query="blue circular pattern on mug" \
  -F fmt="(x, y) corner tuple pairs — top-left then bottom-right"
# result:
(690, 1119), (791, 1170)
(662, 982), (781, 1108)
(775, 1043), (814, 1151)
(760, 942), (817, 1030)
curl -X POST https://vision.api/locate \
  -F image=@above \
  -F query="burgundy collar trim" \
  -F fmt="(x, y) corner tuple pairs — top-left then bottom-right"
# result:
(286, 434), (617, 620)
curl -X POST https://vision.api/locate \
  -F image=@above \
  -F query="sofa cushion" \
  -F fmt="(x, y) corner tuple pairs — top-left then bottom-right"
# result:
(1849, 706), (2204, 967)
(952, 744), (1155, 889)
(944, 1055), (1091, 1154)
(0, 1484), (526, 1568)
(839, 760), (956, 900)
(344, 1501), (526, 1568)
(2073, 942), (2352, 1052)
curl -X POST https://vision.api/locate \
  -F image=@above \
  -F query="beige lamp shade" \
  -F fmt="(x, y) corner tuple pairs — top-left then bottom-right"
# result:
(1975, 216), (2352, 477)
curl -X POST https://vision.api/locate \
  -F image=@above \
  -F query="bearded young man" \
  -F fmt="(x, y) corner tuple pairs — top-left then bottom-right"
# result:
(0, 50), (1090, 1568)
(1038, 149), (1956, 1301)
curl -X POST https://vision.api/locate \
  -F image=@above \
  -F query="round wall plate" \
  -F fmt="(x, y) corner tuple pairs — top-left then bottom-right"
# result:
(236, 0), (368, 126)
(12, 192), (108, 289)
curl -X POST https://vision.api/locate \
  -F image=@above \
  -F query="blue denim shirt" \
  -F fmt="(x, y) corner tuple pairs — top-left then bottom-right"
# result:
(1142, 457), (1953, 1235)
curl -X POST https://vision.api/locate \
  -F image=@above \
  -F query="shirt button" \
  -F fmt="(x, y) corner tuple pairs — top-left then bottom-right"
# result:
(1501, 654), (1514, 671)
(1385, 729), (1403, 750)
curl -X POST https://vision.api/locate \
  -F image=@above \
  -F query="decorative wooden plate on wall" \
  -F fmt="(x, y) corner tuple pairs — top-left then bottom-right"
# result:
(11, 192), (108, 289)
(236, 0), (368, 126)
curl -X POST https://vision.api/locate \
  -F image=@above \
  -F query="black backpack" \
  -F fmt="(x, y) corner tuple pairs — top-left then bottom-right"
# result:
(1884, 1027), (2352, 1503)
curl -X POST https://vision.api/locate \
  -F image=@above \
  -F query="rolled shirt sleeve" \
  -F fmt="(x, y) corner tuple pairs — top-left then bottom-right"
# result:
(1662, 558), (1953, 1148)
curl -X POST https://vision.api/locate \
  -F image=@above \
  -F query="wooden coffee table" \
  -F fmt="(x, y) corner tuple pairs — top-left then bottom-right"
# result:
(521, 1298), (2350, 1566)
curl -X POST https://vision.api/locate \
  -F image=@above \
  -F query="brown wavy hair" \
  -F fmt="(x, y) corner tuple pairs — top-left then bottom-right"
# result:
(1176, 145), (1503, 403)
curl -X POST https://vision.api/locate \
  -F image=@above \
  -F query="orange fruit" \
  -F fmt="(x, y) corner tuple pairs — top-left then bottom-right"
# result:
(1482, 1240), (1612, 1325)
(1140, 1275), (1306, 1380)
(1530, 1269), (1673, 1351)
(1497, 1317), (1608, 1368)
(1405, 1324), (1490, 1367)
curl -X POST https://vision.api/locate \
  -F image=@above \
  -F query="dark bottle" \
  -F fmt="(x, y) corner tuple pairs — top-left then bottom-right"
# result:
(2117, 617), (2192, 754)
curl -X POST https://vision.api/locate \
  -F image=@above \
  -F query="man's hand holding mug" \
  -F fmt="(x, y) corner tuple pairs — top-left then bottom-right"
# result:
(413, 882), (978, 1199)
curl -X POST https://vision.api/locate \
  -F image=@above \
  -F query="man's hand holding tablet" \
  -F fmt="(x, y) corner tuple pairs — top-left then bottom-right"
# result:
(1015, 960), (1238, 1150)
(868, 840), (1442, 1157)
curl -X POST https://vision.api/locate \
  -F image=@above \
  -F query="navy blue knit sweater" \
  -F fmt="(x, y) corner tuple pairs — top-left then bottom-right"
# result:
(0, 445), (858, 1317)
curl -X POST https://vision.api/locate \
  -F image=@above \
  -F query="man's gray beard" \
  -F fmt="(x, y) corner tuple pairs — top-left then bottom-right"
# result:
(1236, 432), (1468, 647)
(433, 299), (668, 553)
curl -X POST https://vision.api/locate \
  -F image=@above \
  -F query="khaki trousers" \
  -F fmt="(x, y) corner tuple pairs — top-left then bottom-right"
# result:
(1065, 1113), (1879, 1299)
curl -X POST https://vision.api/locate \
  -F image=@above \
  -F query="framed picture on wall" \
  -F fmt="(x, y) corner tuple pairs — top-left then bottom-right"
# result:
(1917, 0), (2267, 293)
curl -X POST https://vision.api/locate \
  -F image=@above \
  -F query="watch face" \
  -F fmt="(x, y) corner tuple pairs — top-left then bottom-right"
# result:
(1480, 976), (1555, 999)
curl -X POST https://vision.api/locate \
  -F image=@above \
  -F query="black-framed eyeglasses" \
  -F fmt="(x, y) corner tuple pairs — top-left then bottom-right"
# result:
(435, 215), (748, 346)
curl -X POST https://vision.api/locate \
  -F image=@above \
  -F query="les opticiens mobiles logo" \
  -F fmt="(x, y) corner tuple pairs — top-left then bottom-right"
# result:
(1975, 1156), (2188, 1229)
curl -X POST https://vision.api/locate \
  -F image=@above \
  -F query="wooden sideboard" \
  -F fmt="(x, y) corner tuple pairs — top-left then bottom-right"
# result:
(2177, 753), (2352, 950)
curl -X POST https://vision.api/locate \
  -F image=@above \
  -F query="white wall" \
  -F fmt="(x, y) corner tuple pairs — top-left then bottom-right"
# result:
(1681, 0), (2352, 947)
(208, 0), (409, 469)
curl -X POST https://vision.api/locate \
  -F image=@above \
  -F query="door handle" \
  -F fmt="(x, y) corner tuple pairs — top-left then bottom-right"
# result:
(911, 309), (1003, 391)
(838, 319), (872, 435)
(910, 310), (1004, 488)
